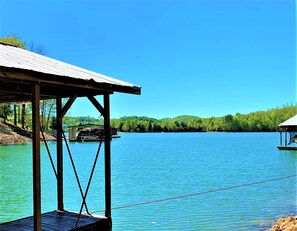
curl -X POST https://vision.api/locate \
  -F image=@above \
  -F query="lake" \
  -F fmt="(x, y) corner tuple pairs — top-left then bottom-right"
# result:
(0, 132), (296, 230)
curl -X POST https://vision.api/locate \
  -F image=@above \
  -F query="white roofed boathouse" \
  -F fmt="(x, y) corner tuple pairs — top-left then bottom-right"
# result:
(278, 115), (297, 150)
(0, 42), (141, 231)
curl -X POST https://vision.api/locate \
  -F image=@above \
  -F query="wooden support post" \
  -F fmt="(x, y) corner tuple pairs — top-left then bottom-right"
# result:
(285, 130), (287, 146)
(56, 97), (64, 211)
(32, 83), (41, 231)
(280, 131), (282, 146)
(56, 96), (76, 211)
(104, 94), (111, 219)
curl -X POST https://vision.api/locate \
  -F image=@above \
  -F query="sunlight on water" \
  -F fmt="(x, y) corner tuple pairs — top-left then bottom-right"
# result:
(0, 133), (296, 230)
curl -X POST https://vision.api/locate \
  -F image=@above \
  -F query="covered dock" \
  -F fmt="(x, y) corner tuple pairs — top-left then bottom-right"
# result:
(68, 124), (120, 142)
(0, 42), (141, 230)
(277, 115), (297, 150)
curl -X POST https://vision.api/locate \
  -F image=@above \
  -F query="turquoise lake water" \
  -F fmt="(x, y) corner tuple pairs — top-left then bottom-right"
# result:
(0, 132), (296, 230)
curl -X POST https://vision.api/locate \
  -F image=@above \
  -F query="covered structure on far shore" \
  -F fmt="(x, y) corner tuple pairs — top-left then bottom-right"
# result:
(0, 42), (141, 230)
(278, 115), (297, 150)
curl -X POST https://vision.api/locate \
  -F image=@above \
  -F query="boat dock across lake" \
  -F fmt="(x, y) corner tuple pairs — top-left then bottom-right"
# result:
(68, 125), (120, 142)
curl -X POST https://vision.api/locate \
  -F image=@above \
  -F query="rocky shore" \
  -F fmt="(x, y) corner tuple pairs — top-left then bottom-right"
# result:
(0, 121), (55, 144)
(269, 216), (297, 231)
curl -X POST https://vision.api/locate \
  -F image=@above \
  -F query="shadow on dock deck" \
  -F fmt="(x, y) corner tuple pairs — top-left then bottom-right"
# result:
(0, 210), (111, 231)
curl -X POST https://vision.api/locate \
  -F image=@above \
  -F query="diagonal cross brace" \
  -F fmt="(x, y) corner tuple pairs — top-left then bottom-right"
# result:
(41, 129), (57, 179)
(62, 130), (91, 214)
(58, 95), (77, 121)
(75, 134), (104, 227)
(87, 95), (105, 117)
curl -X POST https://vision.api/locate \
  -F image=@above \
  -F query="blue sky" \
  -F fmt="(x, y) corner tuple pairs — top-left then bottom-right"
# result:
(0, 0), (295, 119)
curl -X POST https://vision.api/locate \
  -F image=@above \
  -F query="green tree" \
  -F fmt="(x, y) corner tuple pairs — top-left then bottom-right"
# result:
(223, 114), (233, 131)
(0, 105), (12, 122)
(61, 104), (297, 133)
(0, 33), (26, 49)
(41, 99), (56, 131)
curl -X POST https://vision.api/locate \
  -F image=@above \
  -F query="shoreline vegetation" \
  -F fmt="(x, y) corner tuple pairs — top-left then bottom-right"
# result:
(67, 105), (296, 133)
(0, 104), (296, 145)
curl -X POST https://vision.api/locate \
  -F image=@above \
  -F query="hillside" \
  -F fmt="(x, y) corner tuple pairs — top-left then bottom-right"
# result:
(0, 122), (31, 144)
(0, 121), (55, 144)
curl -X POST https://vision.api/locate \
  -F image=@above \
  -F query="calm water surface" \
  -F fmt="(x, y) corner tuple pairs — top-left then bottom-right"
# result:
(0, 132), (296, 230)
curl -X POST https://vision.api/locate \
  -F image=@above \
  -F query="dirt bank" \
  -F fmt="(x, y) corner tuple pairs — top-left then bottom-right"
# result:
(0, 121), (55, 144)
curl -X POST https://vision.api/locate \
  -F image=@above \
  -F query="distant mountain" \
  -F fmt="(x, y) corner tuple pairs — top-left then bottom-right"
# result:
(171, 115), (201, 123)
(114, 116), (158, 123)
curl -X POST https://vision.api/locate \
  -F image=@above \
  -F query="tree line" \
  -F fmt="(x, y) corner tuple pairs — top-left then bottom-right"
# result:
(1, 103), (295, 133)
(110, 105), (296, 133)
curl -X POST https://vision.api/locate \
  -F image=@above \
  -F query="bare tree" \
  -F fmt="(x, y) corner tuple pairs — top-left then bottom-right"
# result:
(14, 105), (17, 125)
(30, 41), (46, 55)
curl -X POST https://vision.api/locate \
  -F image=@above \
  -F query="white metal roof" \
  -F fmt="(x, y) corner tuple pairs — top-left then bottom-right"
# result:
(0, 43), (140, 94)
(279, 115), (297, 127)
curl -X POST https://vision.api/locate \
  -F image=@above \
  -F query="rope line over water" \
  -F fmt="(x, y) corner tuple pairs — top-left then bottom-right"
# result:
(92, 174), (296, 213)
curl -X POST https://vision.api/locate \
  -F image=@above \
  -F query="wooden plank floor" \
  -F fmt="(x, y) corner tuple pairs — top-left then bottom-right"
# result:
(277, 146), (297, 150)
(0, 210), (111, 231)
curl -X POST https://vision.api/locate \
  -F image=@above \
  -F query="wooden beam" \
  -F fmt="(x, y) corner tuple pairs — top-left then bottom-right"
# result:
(59, 95), (77, 120)
(104, 94), (111, 219)
(0, 77), (104, 104)
(87, 95), (104, 116)
(32, 83), (41, 231)
(0, 66), (141, 95)
(56, 97), (64, 211)
(0, 67), (113, 92)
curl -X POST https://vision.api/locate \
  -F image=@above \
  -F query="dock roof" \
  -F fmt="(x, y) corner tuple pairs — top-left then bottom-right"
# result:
(0, 42), (141, 103)
(279, 115), (297, 127)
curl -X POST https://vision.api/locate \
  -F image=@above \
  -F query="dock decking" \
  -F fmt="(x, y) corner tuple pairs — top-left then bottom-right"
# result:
(69, 135), (121, 142)
(277, 146), (297, 151)
(0, 210), (111, 231)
